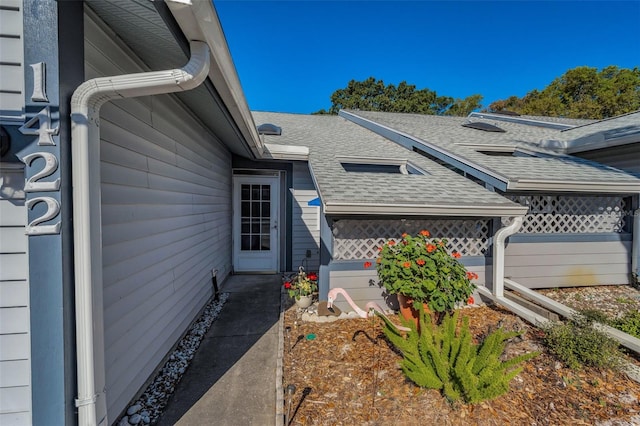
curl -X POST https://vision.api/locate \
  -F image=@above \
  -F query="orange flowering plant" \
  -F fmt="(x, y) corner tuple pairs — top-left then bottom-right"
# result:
(368, 230), (477, 315)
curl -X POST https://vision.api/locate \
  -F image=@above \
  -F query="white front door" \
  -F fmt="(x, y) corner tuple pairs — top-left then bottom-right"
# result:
(233, 175), (279, 272)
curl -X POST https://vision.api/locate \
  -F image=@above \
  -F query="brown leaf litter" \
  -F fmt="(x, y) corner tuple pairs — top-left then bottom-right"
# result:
(283, 286), (640, 425)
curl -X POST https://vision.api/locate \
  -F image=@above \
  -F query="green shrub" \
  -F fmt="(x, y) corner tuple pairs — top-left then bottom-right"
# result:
(575, 308), (610, 325)
(612, 310), (640, 339)
(373, 231), (476, 318)
(542, 312), (621, 370)
(380, 310), (538, 404)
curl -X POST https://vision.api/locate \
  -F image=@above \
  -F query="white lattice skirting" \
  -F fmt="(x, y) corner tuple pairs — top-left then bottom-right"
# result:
(503, 195), (628, 233)
(332, 219), (490, 260)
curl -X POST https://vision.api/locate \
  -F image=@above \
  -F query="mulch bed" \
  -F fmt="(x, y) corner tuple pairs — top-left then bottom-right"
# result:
(283, 300), (640, 425)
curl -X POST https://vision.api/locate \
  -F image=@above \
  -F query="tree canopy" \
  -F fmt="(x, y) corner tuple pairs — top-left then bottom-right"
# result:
(313, 77), (483, 117)
(315, 66), (640, 119)
(488, 66), (640, 119)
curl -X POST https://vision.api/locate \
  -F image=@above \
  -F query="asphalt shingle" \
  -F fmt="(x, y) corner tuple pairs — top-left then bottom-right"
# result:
(252, 111), (525, 215)
(346, 110), (640, 186)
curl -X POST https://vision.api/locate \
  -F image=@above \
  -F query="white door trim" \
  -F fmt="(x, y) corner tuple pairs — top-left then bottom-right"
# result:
(232, 174), (280, 272)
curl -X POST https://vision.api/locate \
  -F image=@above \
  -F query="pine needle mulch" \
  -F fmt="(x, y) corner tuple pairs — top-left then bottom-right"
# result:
(283, 304), (640, 425)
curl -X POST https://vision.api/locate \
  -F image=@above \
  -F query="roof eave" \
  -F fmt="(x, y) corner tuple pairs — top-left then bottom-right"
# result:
(323, 202), (528, 217)
(166, 0), (264, 159)
(566, 133), (640, 154)
(262, 143), (310, 161)
(507, 179), (640, 193)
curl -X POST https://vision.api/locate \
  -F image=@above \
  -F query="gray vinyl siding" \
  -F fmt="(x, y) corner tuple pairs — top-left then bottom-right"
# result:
(86, 14), (232, 420)
(291, 162), (320, 271)
(0, 0), (24, 121)
(0, 3), (29, 420)
(329, 263), (486, 314)
(504, 240), (631, 288)
(0, 166), (31, 425)
(574, 144), (640, 176)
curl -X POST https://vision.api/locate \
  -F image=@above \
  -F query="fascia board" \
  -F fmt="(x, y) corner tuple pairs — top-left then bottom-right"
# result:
(507, 179), (640, 193)
(323, 202), (529, 217)
(339, 110), (510, 191)
(166, 0), (264, 159)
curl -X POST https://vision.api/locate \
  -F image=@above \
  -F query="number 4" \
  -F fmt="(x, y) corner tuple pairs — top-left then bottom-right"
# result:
(19, 106), (59, 146)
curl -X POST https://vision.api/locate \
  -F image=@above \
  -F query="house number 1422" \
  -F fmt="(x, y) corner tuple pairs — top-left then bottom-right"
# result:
(19, 62), (62, 236)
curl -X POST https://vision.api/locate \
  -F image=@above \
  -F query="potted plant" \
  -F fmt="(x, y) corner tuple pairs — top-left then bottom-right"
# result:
(367, 230), (477, 325)
(284, 266), (318, 308)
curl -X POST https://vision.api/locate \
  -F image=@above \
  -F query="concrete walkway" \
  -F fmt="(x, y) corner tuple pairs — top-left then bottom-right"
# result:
(157, 275), (282, 426)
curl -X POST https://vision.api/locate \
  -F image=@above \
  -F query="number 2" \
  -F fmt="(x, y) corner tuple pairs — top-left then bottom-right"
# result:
(22, 152), (60, 192)
(25, 197), (61, 235)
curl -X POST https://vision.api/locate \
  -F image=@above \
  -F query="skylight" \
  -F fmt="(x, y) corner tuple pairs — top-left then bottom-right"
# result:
(338, 157), (426, 175)
(462, 122), (506, 133)
(475, 148), (535, 158)
(341, 163), (403, 174)
(257, 123), (282, 136)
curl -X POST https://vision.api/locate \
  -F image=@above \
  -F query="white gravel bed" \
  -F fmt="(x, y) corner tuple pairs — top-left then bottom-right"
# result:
(116, 293), (228, 426)
(537, 285), (640, 319)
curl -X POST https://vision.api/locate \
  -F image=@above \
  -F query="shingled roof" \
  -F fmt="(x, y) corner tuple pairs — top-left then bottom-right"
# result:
(342, 110), (640, 193)
(252, 111), (527, 217)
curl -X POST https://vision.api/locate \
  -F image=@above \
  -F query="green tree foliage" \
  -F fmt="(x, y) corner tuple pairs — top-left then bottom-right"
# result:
(380, 310), (539, 404)
(489, 66), (640, 119)
(314, 77), (483, 116)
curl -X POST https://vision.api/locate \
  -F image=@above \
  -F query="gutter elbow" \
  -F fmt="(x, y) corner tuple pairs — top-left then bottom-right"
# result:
(496, 216), (524, 244)
(492, 216), (524, 298)
(71, 41), (210, 115)
(175, 41), (210, 91)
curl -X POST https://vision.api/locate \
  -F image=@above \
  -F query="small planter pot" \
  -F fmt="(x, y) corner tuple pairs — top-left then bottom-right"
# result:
(295, 295), (313, 309)
(397, 294), (429, 330)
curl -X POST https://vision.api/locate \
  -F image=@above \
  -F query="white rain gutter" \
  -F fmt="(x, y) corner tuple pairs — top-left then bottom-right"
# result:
(506, 179), (640, 193)
(492, 216), (523, 298)
(70, 41), (210, 426)
(633, 208), (640, 279)
(262, 143), (310, 161)
(322, 202), (528, 217)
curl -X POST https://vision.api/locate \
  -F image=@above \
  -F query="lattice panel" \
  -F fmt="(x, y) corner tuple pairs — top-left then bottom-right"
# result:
(503, 195), (627, 233)
(332, 219), (490, 260)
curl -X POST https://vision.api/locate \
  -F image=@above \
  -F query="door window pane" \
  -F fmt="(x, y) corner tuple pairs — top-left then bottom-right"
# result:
(261, 235), (270, 250)
(241, 185), (250, 201)
(241, 235), (250, 251)
(251, 235), (260, 251)
(240, 183), (273, 251)
(241, 202), (250, 217)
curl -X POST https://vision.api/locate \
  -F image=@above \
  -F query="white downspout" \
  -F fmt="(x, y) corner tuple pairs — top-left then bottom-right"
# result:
(633, 208), (640, 280)
(492, 216), (524, 298)
(70, 41), (210, 426)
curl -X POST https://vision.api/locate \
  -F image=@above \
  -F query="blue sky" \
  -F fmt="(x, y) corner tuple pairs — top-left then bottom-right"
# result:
(215, 1), (640, 114)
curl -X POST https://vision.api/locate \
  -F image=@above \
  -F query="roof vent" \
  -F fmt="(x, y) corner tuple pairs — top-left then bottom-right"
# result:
(257, 123), (282, 136)
(462, 122), (506, 133)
